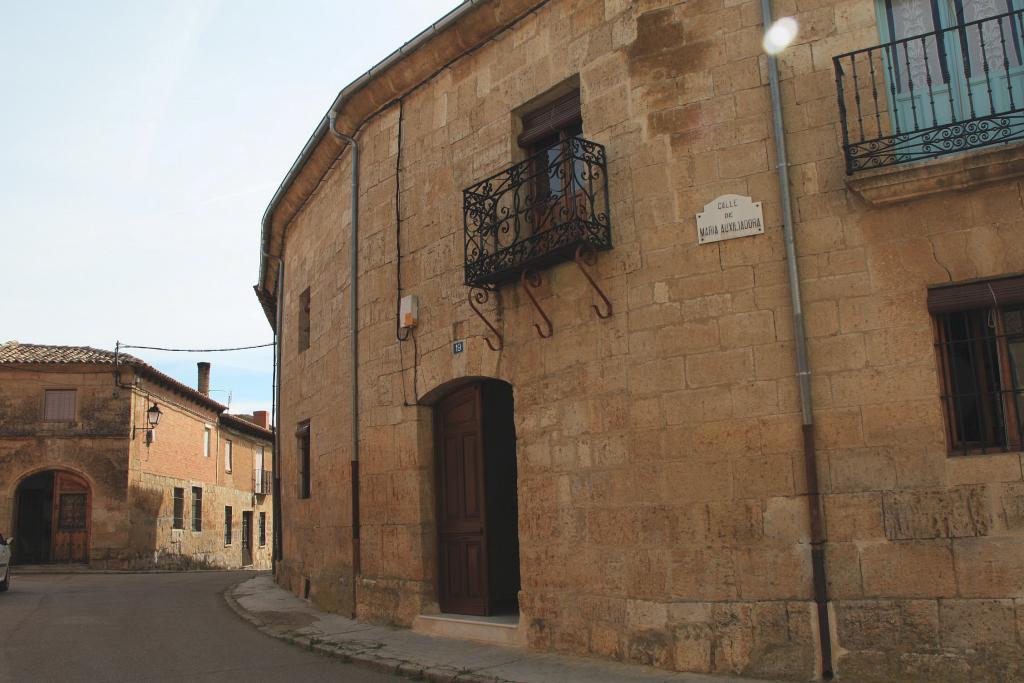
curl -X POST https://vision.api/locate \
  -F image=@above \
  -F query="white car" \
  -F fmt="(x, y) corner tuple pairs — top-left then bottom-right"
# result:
(0, 534), (11, 591)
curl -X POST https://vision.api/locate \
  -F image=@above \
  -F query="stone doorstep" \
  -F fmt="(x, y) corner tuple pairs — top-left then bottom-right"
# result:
(412, 612), (527, 648)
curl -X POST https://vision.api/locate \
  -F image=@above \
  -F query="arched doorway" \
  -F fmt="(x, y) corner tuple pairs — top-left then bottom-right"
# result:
(434, 380), (520, 616)
(14, 470), (91, 564)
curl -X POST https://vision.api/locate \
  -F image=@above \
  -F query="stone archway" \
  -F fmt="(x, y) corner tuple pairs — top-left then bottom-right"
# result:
(14, 470), (91, 564)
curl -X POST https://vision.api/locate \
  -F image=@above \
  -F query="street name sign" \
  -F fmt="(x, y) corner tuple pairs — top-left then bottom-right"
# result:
(696, 194), (764, 245)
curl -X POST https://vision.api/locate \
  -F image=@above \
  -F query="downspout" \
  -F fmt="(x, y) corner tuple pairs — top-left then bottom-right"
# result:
(272, 257), (284, 564)
(760, 1), (834, 679)
(328, 110), (361, 619)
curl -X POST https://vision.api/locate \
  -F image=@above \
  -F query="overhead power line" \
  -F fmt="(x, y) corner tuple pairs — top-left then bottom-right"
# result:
(119, 342), (274, 353)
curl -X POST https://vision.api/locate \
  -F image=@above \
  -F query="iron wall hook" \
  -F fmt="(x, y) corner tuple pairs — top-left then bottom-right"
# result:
(574, 244), (612, 319)
(520, 269), (553, 338)
(468, 287), (503, 351)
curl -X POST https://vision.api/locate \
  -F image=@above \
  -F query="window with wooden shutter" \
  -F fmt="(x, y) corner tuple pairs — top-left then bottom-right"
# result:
(929, 274), (1024, 454)
(43, 389), (76, 421)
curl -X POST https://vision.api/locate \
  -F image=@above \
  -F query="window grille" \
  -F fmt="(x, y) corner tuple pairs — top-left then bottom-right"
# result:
(191, 487), (203, 532)
(224, 506), (233, 545)
(930, 275), (1024, 454)
(172, 488), (184, 530)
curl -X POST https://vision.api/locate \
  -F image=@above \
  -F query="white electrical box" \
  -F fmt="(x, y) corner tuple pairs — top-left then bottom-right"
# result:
(400, 295), (419, 329)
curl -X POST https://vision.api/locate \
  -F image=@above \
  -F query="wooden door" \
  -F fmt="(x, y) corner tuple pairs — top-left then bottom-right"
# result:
(435, 384), (489, 615)
(51, 471), (89, 563)
(241, 512), (253, 566)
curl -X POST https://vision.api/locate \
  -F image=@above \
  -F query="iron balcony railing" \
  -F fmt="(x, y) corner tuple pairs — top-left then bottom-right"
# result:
(253, 469), (272, 496)
(835, 8), (1024, 174)
(463, 136), (611, 288)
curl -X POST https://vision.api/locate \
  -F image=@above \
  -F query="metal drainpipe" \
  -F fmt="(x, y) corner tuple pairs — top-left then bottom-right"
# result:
(273, 257), (284, 565)
(760, 1), (834, 678)
(328, 110), (361, 619)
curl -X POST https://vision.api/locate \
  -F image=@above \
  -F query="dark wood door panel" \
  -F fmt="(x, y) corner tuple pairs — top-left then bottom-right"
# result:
(436, 384), (490, 615)
(439, 535), (487, 615)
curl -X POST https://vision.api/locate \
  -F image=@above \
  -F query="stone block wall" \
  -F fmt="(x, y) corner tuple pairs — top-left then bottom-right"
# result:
(126, 383), (274, 570)
(272, 0), (1024, 680)
(0, 364), (274, 572)
(0, 366), (133, 563)
(127, 472), (272, 570)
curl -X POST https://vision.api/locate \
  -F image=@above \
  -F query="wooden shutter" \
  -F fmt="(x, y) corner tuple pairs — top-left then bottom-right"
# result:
(44, 390), (76, 421)
(927, 274), (1024, 313)
(519, 90), (582, 147)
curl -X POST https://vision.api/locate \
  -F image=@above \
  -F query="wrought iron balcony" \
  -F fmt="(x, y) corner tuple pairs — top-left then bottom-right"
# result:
(253, 469), (272, 496)
(835, 8), (1024, 174)
(463, 136), (611, 288)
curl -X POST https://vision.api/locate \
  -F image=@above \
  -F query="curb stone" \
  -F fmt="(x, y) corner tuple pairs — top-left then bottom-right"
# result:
(15, 567), (263, 576)
(223, 580), (513, 683)
(225, 576), (775, 683)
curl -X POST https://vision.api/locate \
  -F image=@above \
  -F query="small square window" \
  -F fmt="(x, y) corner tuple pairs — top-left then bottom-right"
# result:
(43, 389), (76, 421)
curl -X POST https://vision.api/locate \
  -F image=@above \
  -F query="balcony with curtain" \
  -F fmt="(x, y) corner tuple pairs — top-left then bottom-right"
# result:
(835, 6), (1024, 174)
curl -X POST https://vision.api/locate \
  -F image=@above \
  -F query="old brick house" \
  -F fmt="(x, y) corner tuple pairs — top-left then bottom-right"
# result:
(254, 0), (1024, 680)
(0, 342), (273, 570)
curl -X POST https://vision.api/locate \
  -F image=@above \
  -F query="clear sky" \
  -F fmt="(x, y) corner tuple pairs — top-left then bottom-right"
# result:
(0, 0), (461, 416)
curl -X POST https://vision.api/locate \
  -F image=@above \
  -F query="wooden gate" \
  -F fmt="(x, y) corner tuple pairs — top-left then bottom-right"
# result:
(51, 471), (90, 563)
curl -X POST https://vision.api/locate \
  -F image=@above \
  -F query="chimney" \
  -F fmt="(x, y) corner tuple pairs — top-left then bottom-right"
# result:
(253, 410), (269, 429)
(197, 362), (211, 396)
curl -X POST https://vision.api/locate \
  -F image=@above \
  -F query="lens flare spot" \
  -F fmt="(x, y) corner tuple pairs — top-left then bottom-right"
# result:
(763, 17), (799, 55)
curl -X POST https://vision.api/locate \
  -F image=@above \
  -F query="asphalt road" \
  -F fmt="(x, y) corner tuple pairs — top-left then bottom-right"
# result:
(0, 571), (404, 682)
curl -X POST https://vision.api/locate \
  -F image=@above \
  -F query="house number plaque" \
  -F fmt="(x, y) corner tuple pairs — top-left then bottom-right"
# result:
(696, 194), (764, 245)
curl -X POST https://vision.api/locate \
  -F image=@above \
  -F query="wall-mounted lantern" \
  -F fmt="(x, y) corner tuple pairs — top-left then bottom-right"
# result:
(133, 402), (163, 445)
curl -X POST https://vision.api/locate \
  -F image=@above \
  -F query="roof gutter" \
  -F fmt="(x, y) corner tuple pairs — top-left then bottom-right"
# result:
(257, 0), (487, 308)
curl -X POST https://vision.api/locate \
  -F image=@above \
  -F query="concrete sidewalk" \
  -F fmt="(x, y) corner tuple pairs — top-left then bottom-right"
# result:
(226, 575), (777, 683)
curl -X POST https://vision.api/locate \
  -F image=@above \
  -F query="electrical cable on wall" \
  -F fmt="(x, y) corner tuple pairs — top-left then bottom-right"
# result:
(395, 97), (409, 344)
(392, 97), (420, 408)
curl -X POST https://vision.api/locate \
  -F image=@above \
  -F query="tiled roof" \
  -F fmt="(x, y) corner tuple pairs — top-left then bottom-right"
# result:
(0, 341), (225, 412)
(220, 412), (274, 439)
(0, 341), (141, 365)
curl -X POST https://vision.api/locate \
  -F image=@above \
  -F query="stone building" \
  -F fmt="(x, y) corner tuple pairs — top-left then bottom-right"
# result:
(0, 342), (274, 570)
(254, 0), (1024, 680)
